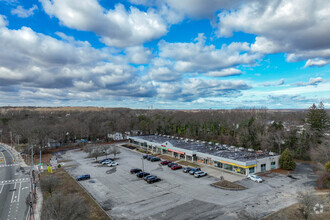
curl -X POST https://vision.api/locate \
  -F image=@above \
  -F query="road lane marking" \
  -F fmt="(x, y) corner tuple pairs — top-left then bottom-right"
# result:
(0, 164), (18, 168)
(0, 184), (3, 193)
(0, 152), (6, 165)
(11, 182), (17, 203)
(17, 182), (21, 203)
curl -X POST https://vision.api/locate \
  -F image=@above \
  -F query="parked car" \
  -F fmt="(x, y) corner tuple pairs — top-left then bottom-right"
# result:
(147, 176), (161, 184)
(183, 167), (192, 173)
(136, 172), (150, 178)
(107, 162), (118, 167)
(150, 157), (161, 162)
(130, 168), (142, 174)
(147, 155), (154, 160)
(194, 171), (207, 178)
(167, 162), (177, 167)
(189, 168), (201, 175)
(143, 175), (156, 181)
(161, 160), (171, 165)
(143, 155), (149, 159)
(171, 165), (182, 170)
(101, 160), (113, 165)
(76, 174), (90, 181)
(100, 158), (112, 163)
(248, 174), (263, 183)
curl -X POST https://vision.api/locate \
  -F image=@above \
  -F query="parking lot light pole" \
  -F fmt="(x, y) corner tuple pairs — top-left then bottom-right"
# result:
(141, 157), (144, 172)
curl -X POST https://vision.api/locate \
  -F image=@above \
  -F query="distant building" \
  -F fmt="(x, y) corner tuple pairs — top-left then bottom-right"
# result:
(47, 139), (61, 148)
(129, 134), (280, 176)
(108, 132), (124, 140)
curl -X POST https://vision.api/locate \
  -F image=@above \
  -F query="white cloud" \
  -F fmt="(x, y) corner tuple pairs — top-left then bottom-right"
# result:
(157, 33), (260, 74)
(218, 0), (330, 66)
(39, 0), (168, 47)
(293, 77), (326, 87)
(11, 5), (38, 18)
(0, 15), (8, 27)
(304, 59), (330, 67)
(124, 46), (152, 64)
(206, 68), (242, 77)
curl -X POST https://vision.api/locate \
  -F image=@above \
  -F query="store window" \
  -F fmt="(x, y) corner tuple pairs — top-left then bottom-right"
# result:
(261, 164), (266, 171)
(271, 161), (276, 169)
(249, 167), (255, 173)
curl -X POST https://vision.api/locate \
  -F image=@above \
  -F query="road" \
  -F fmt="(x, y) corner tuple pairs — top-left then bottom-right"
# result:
(0, 144), (30, 220)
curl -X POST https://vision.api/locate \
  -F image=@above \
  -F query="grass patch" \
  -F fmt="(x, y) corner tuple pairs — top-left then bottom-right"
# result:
(211, 180), (246, 190)
(41, 168), (110, 220)
(157, 155), (179, 162)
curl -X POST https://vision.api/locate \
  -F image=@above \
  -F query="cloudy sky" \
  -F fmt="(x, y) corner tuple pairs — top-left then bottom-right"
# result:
(0, 0), (329, 109)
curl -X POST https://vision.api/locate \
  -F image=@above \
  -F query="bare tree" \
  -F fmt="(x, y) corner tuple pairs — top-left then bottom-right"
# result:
(111, 145), (121, 159)
(100, 144), (111, 159)
(297, 190), (317, 220)
(90, 147), (102, 161)
(40, 175), (60, 197)
(42, 193), (89, 220)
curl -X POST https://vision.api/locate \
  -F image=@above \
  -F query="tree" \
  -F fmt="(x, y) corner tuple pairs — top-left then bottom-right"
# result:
(279, 148), (296, 170)
(111, 145), (121, 159)
(42, 193), (89, 220)
(297, 191), (317, 220)
(40, 175), (60, 197)
(306, 102), (329, 133)
(90, 147), (102, 161)
(100, 144), (111, 159)
(326, 162), (330, 172)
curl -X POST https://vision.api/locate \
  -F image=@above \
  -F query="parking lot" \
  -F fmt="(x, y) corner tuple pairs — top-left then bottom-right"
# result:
(62, 144), (317, 220)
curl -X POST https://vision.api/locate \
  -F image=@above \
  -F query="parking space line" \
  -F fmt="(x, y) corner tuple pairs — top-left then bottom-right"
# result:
(0, 184), (3, 194)
(17, 182), (21, 203)
(11, 182), (17, 203)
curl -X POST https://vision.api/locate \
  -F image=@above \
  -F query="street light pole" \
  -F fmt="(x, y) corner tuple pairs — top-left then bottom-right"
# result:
(141, 157), (144, 172)
(29, 145), (34, 220)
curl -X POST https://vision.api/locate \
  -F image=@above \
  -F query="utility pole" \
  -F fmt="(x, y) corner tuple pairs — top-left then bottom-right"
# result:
(29, 145), (34, 220)
(10, 131), (13, 146)
(141, 157), (144, 172)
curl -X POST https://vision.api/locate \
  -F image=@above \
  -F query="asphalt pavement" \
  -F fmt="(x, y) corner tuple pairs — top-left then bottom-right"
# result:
(0, 144), (30, 220)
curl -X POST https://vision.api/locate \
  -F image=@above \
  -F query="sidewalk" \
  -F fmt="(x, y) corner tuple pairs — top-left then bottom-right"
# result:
(0, 142), (28, 167)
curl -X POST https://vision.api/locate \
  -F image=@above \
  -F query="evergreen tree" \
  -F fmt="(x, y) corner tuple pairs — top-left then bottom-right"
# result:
(279, 148), (296, 170)
(306, 102), (329, 133)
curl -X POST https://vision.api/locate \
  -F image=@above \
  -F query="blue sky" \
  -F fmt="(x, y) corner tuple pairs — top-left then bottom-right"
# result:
(0, 0), (329, 109)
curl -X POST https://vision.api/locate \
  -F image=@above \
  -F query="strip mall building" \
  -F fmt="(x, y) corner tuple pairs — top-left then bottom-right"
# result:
(128, 134), (280, 176)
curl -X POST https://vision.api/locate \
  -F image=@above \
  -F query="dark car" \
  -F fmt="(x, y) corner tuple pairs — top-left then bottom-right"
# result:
(143, 175), (156, 180)
(146, 155), (154, 160)
(130, 168), (142, 174)
(150, 157), (161, 162)
(183, 167), (192, 173)
(189, 168), (201, 175)
(76, 174), (90, 181)
(161, 160), (171, 165)
(143, 155), (149, 159)
(168, 163), (178, 167)
(147, 176), (161, 184)
(171, 165), (182, 170)
(136, 172), (150, 178)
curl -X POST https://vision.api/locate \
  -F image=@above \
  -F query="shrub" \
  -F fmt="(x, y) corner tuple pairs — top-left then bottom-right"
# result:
(58, 164), (61, 168)
(279, 148), (296, 170)
(325, 162), (330, 172)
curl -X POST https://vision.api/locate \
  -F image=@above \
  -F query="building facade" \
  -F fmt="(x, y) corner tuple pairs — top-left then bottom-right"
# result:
(129, 135), (280, 176)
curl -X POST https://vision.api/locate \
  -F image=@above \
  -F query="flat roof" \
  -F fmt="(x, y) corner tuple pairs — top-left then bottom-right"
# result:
(130, 135), (277, 162)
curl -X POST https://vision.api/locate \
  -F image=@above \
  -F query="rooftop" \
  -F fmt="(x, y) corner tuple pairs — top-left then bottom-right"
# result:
(130, 134), (277, 162)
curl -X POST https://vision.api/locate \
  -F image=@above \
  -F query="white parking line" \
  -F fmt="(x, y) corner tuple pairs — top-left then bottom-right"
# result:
(11, 182), (17, 203)
(17, 182), (21, 203)
(0, 184), (3, 194)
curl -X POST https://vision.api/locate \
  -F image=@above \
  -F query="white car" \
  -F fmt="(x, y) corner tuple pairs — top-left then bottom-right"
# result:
(194, 171), (207, 178)
(248, 174), (263, 183)
(101, 160), (112, 165)
(107, 162), (119, 167)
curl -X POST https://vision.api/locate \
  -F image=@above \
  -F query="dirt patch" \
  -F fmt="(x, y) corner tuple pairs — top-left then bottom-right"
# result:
(40, 168), (111, 220)
(177, 160), (200, 167)
(269, 168), (292, 175)
(157, 155), (179, 162)
(211, 180), (246, 190)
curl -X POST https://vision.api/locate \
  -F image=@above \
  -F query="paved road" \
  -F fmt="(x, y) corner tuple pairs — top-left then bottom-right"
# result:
(0, 144), (30, 220)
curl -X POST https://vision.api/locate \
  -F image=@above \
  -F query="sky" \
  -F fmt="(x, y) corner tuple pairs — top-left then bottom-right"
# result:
(0, 0), (329, 109)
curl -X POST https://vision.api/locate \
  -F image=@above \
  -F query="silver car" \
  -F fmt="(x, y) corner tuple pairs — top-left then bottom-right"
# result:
(194, 171), (207, 178)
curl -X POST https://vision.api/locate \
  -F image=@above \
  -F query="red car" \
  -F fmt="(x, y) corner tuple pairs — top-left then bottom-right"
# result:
(171, 165), (182, 170)
(161, 160), (171, 165)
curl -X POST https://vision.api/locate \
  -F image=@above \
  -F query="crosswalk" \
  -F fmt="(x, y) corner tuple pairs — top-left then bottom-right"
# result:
(0, 164), (18, 168)
(0, 178), (29, 185)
